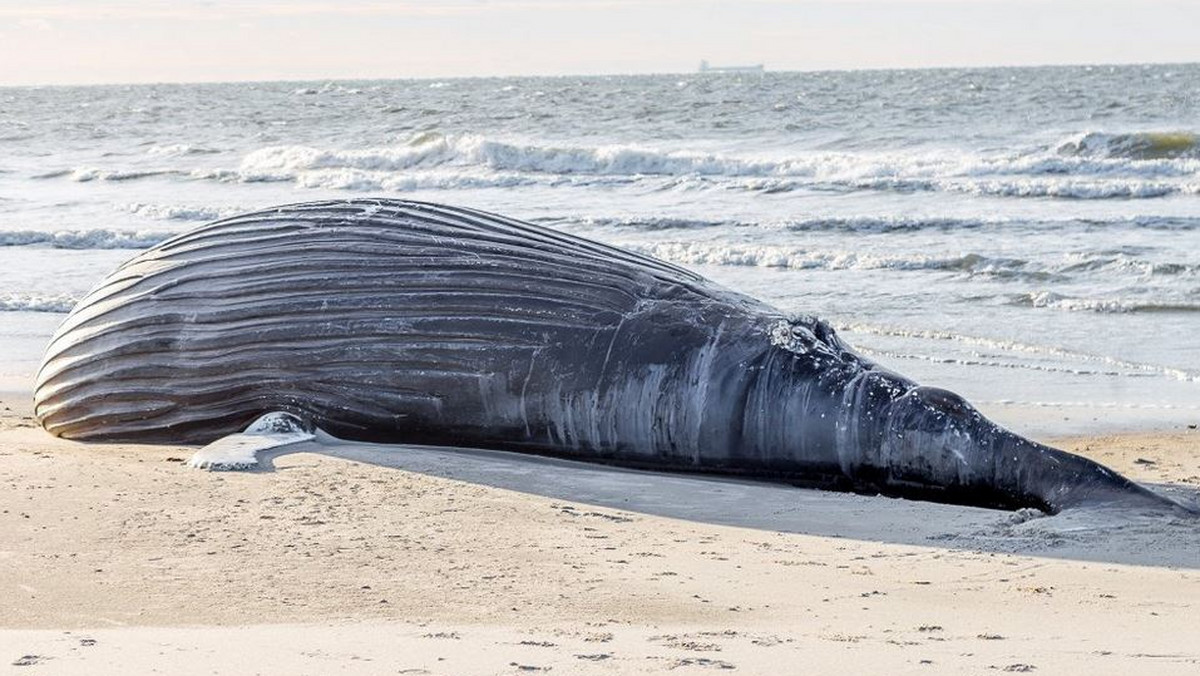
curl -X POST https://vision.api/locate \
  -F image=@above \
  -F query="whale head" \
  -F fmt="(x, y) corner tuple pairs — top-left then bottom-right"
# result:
(842, 375), (1186, 514)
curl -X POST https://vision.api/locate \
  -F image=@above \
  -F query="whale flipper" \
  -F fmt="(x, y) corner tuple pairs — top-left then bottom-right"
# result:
(188, 412), (317, 470)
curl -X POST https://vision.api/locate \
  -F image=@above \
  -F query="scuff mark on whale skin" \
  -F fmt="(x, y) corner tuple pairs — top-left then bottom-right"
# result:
(32, 198), (1189, 515)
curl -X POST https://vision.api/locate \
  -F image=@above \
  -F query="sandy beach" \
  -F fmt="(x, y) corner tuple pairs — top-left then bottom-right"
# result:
(3, 3), (1199, 672)
(2, 389), (1198, 675)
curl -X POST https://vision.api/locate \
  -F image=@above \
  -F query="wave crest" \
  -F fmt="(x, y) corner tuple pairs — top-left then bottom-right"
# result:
(1014, 290), (1200, 314)
(1057, 131), (1200, 160)
(235, 133), (787, 179)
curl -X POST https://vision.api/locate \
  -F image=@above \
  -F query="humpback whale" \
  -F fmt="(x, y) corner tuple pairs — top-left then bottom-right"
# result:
(33, 199), (1186, 514)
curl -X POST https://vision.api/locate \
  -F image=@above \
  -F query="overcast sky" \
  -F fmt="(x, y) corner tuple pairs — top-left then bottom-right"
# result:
(1, 0), (1197, 85)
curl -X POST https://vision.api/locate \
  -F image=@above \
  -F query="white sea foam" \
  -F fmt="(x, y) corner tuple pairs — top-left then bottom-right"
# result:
(629, 241), (1031, 274)
(191, 165), (540, 191)
(946, 178), (1194, 199)
(65, 167), (185, 182)
(548, 215), (735, 231)
(0, 229), (174, 249)
(1014, 290), (1200, 314)
(0, 293), (78, 313)
(736, 175), (1197, 199)
(121, 202), (235, 221)
(146, 143), (220, 157)
(290, 168), (539, 191)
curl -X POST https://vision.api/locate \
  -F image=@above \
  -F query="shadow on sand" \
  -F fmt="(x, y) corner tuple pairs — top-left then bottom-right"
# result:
(256, 439), (1200, 570)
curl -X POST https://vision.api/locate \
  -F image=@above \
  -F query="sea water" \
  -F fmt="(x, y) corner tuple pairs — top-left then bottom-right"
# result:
(2, 64), (1198, 435)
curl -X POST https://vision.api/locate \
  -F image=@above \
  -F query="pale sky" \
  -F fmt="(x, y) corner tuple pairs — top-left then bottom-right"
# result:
(1, 0), (1197, 85)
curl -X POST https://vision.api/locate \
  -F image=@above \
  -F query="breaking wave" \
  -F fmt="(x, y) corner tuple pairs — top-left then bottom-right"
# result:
(29, 130), (1200, 199)
(233, 136), (705, 177)
(230, 133), (1199, 180)
(1057, 131), (1200, 160)
(218, 133), (1200, 198)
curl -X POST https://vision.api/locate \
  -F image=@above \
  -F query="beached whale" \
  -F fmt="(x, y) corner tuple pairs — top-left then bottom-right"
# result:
(33, 199), (1184, 514)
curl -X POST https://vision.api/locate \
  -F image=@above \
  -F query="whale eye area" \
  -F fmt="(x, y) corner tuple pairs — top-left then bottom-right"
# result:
(808, 317), (840, 347)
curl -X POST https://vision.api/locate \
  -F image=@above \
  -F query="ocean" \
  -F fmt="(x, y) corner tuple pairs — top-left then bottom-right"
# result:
(2, 64), (1198, 436)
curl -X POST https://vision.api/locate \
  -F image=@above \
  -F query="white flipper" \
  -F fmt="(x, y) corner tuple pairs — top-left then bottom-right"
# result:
(188, 412), (317, 470)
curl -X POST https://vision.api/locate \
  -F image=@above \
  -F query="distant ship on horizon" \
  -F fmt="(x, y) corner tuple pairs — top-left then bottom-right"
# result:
(698, 60), (765, 74)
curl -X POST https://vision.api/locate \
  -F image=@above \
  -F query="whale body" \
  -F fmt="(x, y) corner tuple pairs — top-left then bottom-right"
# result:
(33, 199), (1182, 514)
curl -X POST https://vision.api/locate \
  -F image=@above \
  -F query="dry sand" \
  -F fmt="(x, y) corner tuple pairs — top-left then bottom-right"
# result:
(2, 390), (1198, 675)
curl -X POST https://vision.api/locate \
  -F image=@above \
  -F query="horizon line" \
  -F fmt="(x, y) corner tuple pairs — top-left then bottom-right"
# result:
(3, 59), (1197, 89)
